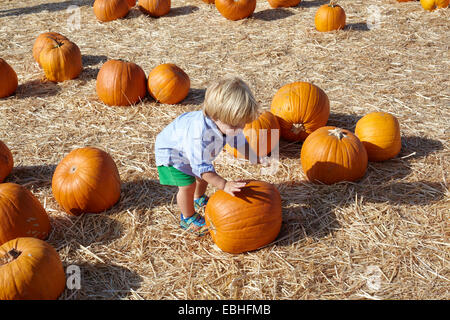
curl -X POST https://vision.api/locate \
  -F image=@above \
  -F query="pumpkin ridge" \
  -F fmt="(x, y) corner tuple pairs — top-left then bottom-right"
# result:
(211, 206), (280, 231)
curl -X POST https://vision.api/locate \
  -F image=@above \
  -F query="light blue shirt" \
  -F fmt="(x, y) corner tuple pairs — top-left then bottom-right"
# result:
(155, 111), (247, 178)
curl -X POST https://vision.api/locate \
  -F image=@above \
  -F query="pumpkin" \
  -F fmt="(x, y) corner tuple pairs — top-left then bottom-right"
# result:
(39, 38), (82, 82)
(224, 111), (280, 160)
(93, 0), (130, 22)
(96, 59), (147, 106)
(355, 112), (401, 162)
(52, 147), (121, 215)
(205, 180), (282, 254)
(267, 0), (302, 8)
(0, 140), (13, 183)
(0, 58), (18, 99)
(420, 0), (449, 10)
(138, 0), (171, 17)
(215, 0), (257, 21)
(0, 237), (65, 300)
(147, 63), (190, 104)
(0, 183), (51, 245)
(32, 32), (69, 66)
(127, 0), (137, 6)
(314, 1), (346, 32)
(270, 81), (330, 142)
(300, 126), (368, 184)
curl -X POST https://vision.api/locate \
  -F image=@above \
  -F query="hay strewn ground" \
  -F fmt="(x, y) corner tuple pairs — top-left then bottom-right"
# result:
(0, 0), (449, 299)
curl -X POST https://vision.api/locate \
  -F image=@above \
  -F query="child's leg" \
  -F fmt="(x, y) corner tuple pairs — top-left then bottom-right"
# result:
(177, 182), (196, 218)
(194, 177), (208, 199)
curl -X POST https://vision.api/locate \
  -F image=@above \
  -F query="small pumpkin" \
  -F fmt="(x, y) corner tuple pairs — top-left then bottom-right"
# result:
(270, 81), (330, 142)
(147, 63), (190, 104)
(0, 237), (66, 300)
(300, 126), (368, 184)
(420, 0), (449, 10)
(93, 0), (130, 22)
(52, 147), (121, 216)
(96, 59), (147, 106)
(0, 140), (13, 183)
(267, 0), (301, 8)
(215, 0), (257, 21)
(39, 38), (82, 82)
(224, 111), (280, 160)
(0, 59), (18, 99)
(355, 112), (401, 162)
(32, 32), (69, 66)
(314, 1), (346, 32)
(205, 180), (282, 254)
(138, 0), (171, 17)
(0, 183), (51, 245)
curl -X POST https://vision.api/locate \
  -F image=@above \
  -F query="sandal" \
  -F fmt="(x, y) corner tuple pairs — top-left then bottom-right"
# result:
(180, 212), (209, 236)
(194, 194), (209, 211)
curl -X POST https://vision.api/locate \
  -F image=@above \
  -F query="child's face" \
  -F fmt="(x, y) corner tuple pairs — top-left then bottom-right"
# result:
(214, 120), (246, 136)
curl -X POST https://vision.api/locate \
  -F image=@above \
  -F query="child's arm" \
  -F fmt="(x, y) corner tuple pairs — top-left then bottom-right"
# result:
(201, 171), (247, 197)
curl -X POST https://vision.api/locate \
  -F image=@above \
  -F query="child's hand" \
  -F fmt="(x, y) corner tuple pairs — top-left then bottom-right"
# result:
(224, 181), (247, 196)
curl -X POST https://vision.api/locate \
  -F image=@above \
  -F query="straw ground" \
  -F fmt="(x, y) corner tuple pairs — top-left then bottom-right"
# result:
(0, 0), (448, 299)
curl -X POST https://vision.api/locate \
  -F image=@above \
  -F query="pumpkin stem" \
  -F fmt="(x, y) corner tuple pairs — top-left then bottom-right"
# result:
(328, 127), (346, 139)
(45, 36), (64, 48)
(291, 123), (305, 135)
(0, 248), (22, 266)
(329, 0), (338, 7)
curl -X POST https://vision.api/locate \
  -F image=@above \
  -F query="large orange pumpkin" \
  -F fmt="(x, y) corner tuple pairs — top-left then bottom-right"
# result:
(300, 126), (368, 184)
(52, 147), (121, 216)
(224, 111), (280, 160)
(270, 81), (330, 142)
(147, 63), (190, 104)
(0, 141), (13, 183)
(0, 183), (51, 245)
(355, 112), (401, 162)
(138, 0), (171, 17)
(267, 0), (301, 8)
(215, 0), (257, 21)
(93, 0), (130, 22)
(0, 237), (66, 300)
(96, 59), (147, 106)
(205, 180), (282, 254)
(0, 58), (18, 99)
(39, 38), (82, 82)
(420, 0), (449, 10)
(32, 32), (69, 66)
(314, 1), (346, 32)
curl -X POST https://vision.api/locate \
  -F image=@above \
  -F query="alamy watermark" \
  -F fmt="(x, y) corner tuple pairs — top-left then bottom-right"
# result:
(366, 5), (382, 30)
(66, 5), (81, 31)
(66, 264), (81, 290)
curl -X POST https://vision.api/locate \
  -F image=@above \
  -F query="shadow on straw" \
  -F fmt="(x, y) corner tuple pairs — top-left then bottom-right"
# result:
(60, 261), (143, 300)
(298, 0), (328, 9)
(8, 164), (57, 190)
(252, 8), (295, 22)
(181, 88), (206, 106)
(15, 79), (61, 99)
(166, 5), (199, 18)
(346, 22), (371, 32)
(0, 0), (93, 18)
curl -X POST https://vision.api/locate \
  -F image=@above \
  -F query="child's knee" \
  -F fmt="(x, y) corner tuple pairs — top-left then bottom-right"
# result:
(178, 182), (196, 193)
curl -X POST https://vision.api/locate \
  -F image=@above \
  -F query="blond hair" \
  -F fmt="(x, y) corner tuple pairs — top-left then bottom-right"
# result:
(203, 76), (260, 126)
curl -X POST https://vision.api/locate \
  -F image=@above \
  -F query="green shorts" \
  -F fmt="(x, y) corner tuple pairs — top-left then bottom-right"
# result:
(157, 166), (196, 187)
